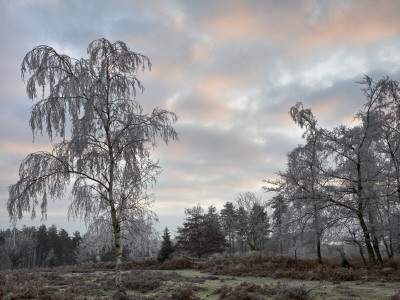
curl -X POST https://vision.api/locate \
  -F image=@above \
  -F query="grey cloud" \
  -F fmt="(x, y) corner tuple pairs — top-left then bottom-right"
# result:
(2, 0), (400, 234)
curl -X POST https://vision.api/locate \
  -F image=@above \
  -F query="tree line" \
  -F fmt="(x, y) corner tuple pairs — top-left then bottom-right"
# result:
(264, 76), (400, 266)
(0, 225), (81, 270)
(169, 77), (400, 266)
(157, 192), (270, 260)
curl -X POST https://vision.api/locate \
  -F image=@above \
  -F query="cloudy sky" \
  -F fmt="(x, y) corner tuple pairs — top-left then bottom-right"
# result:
(1, 0), (400, 235)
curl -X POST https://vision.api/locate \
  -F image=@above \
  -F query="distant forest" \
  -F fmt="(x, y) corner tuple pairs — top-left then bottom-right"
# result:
(0, 225), (81, 270)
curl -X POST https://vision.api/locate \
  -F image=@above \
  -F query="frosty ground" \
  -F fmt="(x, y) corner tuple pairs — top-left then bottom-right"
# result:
(2, 253), (400, 299)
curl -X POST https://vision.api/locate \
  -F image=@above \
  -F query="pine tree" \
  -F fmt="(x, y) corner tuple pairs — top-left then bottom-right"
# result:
(158, 227), (174, 262)
(175, 205), (226, 258)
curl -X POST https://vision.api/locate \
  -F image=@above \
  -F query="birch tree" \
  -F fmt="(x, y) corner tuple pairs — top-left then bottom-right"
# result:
(7, 38), (178, 294)
(322, 77), (397, 265)
(289, 102), (328, 264)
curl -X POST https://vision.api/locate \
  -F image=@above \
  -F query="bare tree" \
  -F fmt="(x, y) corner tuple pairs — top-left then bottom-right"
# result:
(322, 77), (391, 265)
(8, 38), (178, 293)
(236, 192), (270, 251)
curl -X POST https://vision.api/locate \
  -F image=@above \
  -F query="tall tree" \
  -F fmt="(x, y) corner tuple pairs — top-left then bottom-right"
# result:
(175, 205), (226, 258)
(322, 77), (395, 265)
(204, 206), (227, 254)
(220, 202), (237, 252)
(176, 205), (205, 258)
(268, 194), (288, 255)
(235, 206), (248, 252)
(35, 224), (48, 267)
(7, 38), (178, 293)
(288, 102), (328, 264)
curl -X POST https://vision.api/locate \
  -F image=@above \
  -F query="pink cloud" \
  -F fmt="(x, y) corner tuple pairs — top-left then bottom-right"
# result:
(0, 142), (51, 155)
(203, 8), (301, 42)
(202, 2), (400, 55)
(190, 43), (211, 63)
(145, 58), (184, 82)
(169, 77), (237, 121)
(304, 2), (400, 50)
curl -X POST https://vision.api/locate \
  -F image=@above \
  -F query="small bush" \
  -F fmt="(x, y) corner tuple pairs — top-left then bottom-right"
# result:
(160, 256), (193, 270)
(390, 290), (400, 300)
(123, 271), (164, 292)
(267, 282), (311, 300)
(217, 281), (265, 300)
(171, 284), (200, 300)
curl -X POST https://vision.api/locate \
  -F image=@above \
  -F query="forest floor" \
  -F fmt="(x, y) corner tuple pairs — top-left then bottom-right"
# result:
(1, 253), (400, 299)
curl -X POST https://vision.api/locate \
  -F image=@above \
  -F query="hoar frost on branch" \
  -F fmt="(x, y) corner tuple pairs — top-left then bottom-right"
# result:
(8, 38), (178, 293)
(264, 76), (400, 266)
(75, 210), (158, 263)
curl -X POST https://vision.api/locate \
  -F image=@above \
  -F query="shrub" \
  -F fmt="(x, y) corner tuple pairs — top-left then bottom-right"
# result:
(171, 284), (200, 300)
(217, 281), (265, 300)
(123, 271), (164, 292)
(390, 290), (400, 300)
(160, 256), (192, 270)
(198, 252), (400, 282)
(266, 282), (311, 300)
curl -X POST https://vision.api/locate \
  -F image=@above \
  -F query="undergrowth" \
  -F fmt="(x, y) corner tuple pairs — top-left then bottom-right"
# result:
(2, 253), (400, 299)
(214, 281), (312, 300)
(197, 251), (400, 281)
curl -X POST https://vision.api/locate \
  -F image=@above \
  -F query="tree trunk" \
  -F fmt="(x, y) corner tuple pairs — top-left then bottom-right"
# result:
(382, 238), (393, 259)
(111, 207), (123, 292)
(355, 157), (376, 266)
(368, 209), (383, 264)
(358, 212), (376, 266)
(316, 238), (323, 264)
(372, 235), (383, 264)
(357, 243), (367, 266)
(314, 211), (323, 264)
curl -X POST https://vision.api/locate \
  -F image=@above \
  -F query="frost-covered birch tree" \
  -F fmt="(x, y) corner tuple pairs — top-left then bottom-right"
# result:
(8, 38), (178, 294)
(287, 103), (329, 264)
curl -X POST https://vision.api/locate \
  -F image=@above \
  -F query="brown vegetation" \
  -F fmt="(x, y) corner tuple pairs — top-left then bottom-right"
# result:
(2, 253), (400, 299)
(215, 281), (311, 300)
(197, 252), (400, 282)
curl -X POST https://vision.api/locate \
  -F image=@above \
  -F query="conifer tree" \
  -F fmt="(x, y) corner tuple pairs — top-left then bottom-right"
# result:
(45, 248), (58, 268)
(158, 227), (174, 262)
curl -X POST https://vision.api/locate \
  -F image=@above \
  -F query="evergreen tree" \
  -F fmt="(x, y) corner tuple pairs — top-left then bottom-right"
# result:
(157, 227), (174, 262)
(45, 248), (58, 268)
(220, 202), (237, 252)
(175, 205), (226, 258)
